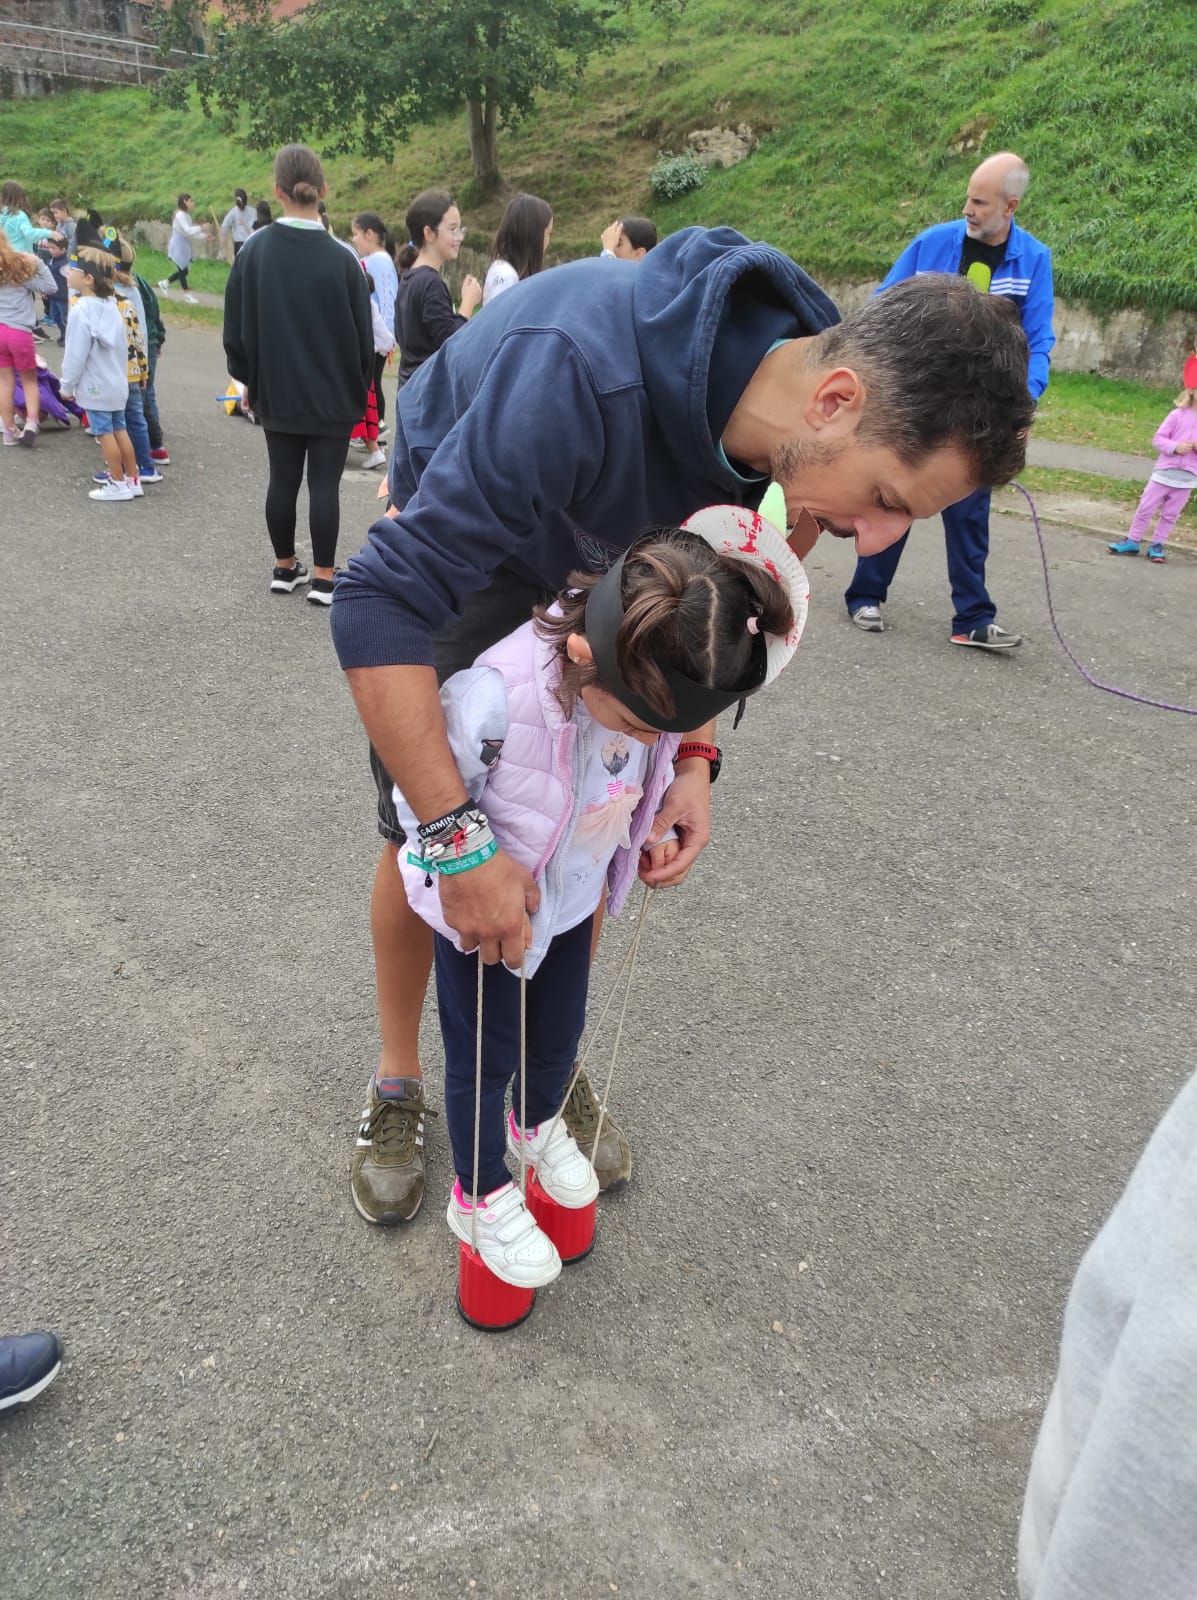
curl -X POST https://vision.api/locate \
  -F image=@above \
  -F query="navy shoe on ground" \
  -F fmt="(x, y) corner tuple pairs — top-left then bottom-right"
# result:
(0, 1331), (63, 1411)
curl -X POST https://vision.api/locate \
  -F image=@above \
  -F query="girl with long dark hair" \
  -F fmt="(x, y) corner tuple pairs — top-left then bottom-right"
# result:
(482, 193), (553, 306)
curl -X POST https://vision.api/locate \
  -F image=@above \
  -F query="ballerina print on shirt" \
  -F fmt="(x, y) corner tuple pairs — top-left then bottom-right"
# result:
(573, 733), (645, 862)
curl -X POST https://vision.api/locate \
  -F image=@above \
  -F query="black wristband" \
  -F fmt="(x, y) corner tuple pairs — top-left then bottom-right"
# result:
(417, 803), (483, 843)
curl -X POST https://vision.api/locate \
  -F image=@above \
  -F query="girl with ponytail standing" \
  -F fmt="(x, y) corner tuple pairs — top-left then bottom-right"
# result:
(223, 144), (373, 607)
(393, 190), (481, 391)
(351, 211), (398, 427)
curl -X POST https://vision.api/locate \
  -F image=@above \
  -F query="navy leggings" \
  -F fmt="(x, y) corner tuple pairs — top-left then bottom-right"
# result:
(436, 916), (594, 1195)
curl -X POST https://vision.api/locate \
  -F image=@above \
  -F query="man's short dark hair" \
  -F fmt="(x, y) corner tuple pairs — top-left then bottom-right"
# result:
(815, 275), (1034, 485)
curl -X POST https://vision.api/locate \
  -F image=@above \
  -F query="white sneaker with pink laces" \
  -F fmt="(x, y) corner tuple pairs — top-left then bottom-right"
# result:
(446, 1180), (561, 1288)
(507, 1111), (599, 1208)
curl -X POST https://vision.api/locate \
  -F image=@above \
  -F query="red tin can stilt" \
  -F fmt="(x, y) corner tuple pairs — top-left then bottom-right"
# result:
(526, 1173), (597, 1265)
(455, 1242), (536, 1331)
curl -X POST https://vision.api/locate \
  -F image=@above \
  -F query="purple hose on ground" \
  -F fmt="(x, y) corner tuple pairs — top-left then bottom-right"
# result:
(1014, 480), (1197, 717)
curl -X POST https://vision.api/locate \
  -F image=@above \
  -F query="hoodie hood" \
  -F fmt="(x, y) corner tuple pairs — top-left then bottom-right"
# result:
(630, 226), (842, 481)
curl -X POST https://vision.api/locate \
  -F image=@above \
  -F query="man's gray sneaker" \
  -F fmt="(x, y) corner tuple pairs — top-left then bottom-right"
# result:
(951, 623), (1022, 651)
(350, 1077), (436, 1225)
(561, 1066), (632, 1191)
(850, 604), (884, 632)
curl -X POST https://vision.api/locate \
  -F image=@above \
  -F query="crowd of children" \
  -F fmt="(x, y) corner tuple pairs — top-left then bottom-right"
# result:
(0, 187), (172, 494)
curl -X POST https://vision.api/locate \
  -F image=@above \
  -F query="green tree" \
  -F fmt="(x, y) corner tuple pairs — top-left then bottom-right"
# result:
(152, 0), (677, 188)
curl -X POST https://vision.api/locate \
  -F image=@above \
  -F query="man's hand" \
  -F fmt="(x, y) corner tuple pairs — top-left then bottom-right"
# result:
(639, 761), (712, 887)
(439, 848), (541, 968)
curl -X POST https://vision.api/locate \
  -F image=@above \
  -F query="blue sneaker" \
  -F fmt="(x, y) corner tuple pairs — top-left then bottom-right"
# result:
(1147, 542), (1166, 563)
(0, 1331), (63, 1411)
(1107, 539), (1141, 556)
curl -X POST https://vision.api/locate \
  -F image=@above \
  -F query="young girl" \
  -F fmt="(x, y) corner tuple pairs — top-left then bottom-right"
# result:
(0, 182), (61, 255)
(222, 144), (373, 605)
(393, 190), (481, 391)
(1109, 388), (1197, 564)
(60, 249), (137, 502)
(349, 212), (399, 429)
(351, 270), (395, 471)
(389, 509), (808, 1288)
(252, 200), (273, 232)
(220, 189), (255, 258)
(482, 193), (553, 306)
(159, 193), (207, 300)
(0, 231), (56, 445)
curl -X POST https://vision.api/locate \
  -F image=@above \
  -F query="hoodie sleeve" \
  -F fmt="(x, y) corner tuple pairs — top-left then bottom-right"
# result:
(331, 330), (606, 670)
(26, 259), (56, 297)
(879, 229), (929, 290)
(59, 304), (94, 394)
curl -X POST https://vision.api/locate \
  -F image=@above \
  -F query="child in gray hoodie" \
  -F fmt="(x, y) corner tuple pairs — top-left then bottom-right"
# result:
(61, 248), (137, 502)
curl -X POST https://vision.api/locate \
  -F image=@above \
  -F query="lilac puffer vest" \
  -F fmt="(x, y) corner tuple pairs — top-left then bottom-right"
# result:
(396, 619), (679, 974)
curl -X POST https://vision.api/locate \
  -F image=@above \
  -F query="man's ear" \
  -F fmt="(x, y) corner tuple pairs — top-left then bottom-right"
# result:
(805, 366), (865, 438)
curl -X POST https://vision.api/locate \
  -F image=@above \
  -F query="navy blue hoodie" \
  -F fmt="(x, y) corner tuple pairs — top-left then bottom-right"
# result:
(331, 226), (839, 670)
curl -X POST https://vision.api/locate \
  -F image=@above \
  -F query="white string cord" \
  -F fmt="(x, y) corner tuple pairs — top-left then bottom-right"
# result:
(470, 954), (484, 1255)
(518, 956), (527, 1197)
(588, 887), (653, 1165)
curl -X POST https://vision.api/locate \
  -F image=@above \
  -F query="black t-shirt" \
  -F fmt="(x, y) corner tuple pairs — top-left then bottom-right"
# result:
(395, 266), (468, 390)
(959, 234), (1007, 294)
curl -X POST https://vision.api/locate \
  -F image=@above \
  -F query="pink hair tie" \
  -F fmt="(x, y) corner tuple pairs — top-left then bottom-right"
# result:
(746, 615), (761, 635)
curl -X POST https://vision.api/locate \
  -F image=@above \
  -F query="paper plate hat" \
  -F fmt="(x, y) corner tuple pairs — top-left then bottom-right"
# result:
(584, 491), (810, 734)
(1184, 353), (1197, 391)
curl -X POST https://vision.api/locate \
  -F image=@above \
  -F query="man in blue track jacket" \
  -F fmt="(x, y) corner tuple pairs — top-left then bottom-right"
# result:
(845, 152), (1054, 650)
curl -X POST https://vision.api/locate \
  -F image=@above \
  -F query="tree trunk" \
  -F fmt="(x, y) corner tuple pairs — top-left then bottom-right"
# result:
(465, 93), (501, 188)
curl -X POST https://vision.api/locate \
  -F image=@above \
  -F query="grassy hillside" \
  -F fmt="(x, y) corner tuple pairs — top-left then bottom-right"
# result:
(2, 0), (1194, 311)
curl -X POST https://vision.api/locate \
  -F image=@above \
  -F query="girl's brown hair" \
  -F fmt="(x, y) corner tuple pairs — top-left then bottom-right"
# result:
(273, 144), (325, 207)
(0, 231), (42, 288)
(75, 246), (116, 297)
(1174, 388), (1195, 409)
(1, 181), (29, 213)
(535, 528), (794, 720)
(397, 189), (454, 270)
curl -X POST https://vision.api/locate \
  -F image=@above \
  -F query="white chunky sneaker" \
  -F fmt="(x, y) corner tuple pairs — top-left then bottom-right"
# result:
(447, 1180), (561, 1288)
(850, 604), (884, 632)
(507, 1111), (599, 1208)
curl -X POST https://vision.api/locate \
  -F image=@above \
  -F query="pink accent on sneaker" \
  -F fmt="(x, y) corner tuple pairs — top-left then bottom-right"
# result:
(453, 1178), (515, 1210)
(507, 1110), (539, 1141)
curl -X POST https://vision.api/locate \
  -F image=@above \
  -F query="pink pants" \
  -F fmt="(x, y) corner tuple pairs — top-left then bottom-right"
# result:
(1127, 478), (1192, 545)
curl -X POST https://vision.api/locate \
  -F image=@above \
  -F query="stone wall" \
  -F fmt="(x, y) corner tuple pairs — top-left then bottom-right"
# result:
(828, 279), (1196, 387)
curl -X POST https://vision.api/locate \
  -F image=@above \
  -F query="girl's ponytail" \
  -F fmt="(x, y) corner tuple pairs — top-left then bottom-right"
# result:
(273, 143), (326, 208)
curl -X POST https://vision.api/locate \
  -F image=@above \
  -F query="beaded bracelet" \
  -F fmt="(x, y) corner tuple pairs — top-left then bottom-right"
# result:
(418, 803), (487, 844)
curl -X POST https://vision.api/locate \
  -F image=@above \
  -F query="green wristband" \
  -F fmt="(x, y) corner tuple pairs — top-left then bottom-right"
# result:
(407, 837), (498, 876)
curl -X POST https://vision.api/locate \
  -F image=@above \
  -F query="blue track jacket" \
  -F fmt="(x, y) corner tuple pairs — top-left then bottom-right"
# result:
(331, 226), (840, 670)
(881, 218), (1054, 401)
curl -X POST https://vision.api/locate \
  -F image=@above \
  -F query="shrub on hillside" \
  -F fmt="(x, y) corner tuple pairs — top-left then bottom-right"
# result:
(650, 151), (705, 201)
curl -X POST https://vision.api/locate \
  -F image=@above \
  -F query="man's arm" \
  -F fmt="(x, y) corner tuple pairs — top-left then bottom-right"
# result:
(1021, 249), (1056, 401)
(878, 232), (926, 292)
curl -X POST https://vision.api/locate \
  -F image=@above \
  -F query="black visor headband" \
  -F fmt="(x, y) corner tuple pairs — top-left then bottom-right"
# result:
(583, 541), (769, 735)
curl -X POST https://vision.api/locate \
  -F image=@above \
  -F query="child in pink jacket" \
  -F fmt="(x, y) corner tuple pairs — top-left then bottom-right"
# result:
(390, 508), (807, 1291)
(1109, 388), (1197, 563)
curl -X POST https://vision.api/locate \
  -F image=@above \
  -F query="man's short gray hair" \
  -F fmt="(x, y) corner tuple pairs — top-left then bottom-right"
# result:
(1002, 161), (1031, 200)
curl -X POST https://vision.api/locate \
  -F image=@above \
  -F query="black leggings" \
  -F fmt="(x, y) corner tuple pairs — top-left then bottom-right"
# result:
(165, 266), (190, 290)
(263, 430), (351, 570)
(373, 351), (387, 426)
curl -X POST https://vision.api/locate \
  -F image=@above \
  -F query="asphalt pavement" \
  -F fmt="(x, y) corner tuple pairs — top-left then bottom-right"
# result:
(2, 326), (1195, 1600)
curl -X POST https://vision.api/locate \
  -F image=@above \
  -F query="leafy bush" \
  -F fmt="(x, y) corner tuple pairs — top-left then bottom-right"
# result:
(650, 151), (705, 200)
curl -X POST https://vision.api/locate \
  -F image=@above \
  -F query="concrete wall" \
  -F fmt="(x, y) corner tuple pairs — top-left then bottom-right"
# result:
(829, 278), (1196, 388)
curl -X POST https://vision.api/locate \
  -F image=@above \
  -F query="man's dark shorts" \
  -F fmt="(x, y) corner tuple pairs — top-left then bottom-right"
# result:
(371, 567), (551, 847)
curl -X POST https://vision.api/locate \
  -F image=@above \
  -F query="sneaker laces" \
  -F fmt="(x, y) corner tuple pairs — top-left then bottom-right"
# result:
(364, 1095), (436, 1163)
(562, 1070), (601, 1140)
